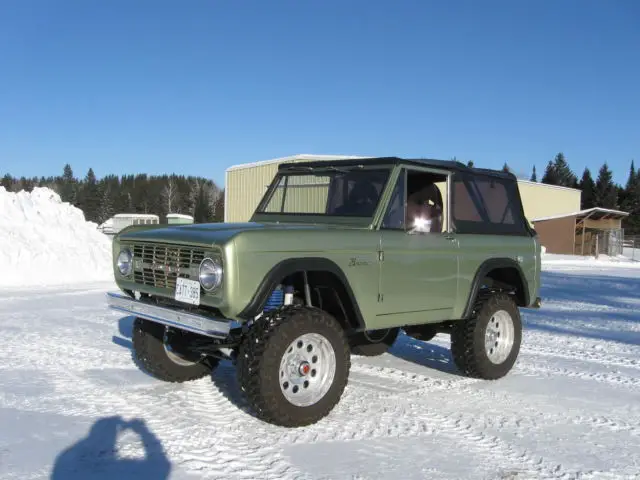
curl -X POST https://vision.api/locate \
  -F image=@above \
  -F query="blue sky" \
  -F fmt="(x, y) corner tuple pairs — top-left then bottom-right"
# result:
(1, 0), (639, 188)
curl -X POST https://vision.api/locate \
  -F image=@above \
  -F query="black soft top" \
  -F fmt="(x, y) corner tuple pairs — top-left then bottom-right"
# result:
(278, 156), (517, 181)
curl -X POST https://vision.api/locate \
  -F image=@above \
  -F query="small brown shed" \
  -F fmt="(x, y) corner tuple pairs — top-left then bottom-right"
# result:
(532, 207), (629, 256)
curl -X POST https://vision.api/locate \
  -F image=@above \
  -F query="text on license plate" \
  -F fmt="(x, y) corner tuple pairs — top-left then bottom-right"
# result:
(175, 277), (201, 305)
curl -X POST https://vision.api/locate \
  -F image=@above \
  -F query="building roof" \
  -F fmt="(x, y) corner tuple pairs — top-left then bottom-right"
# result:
(277, 156), (518, 180)
(166, 213), (193, 219)
(225, 154), (368, 172)
(516, 179), (581, 193)
(532, 207), (629, 223)
(113, 213), (160, 219)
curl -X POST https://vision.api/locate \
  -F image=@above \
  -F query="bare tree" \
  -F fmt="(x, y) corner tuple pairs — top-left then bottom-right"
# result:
(161, 177), (178, 213)
(208, 183), (222, 217)
(187, 177), (202, 215)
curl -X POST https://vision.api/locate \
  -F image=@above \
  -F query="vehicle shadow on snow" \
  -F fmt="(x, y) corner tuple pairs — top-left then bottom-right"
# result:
(112, 316), (170, 380)
(111, 316), (135, 350)
(524, 309), (640, 346)
(386, 332), (463, 376)
(540, 270), (640, 311)
(524, 270), (640, 346)
(50, 416), (171, 480)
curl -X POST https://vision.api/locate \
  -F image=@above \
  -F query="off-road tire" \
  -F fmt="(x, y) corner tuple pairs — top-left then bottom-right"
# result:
(450, 292), (522, 380)
(132, 317), (216, 382)
(237, 305), (350, 427)
(349, 327), (400, 356)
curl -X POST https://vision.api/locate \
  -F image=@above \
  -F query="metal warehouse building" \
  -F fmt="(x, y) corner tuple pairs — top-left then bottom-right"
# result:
(224, 154), (582, 230)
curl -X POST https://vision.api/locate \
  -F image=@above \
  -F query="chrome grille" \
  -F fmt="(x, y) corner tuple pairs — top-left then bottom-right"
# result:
(132, 244), (205, 289)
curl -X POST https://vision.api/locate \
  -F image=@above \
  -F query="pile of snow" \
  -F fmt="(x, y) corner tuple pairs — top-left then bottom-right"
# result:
(0, 187), (113, 287)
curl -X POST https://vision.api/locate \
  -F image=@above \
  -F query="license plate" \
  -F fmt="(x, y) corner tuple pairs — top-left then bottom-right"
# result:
(175, 277), (201, 306)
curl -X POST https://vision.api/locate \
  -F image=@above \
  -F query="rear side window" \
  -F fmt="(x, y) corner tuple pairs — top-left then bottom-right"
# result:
(451, 173), (528, 235)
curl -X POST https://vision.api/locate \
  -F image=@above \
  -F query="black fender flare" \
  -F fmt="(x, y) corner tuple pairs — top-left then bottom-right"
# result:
(462, 258), (530, 318)
(237, 257), (366, 329)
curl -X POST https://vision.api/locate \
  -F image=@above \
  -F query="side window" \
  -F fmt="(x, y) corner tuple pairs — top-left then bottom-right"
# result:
(382, 169), (448, 233)
(451, 173), (527, 235)
(452, 180), (482, 222)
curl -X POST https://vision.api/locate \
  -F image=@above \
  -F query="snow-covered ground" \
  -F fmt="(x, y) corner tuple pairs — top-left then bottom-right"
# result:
(1, 257), (639, 480)
(0, 187), (112, 288)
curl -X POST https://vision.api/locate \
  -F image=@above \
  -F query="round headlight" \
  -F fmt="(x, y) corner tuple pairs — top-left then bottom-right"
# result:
(199, 258), (222, 291)
(117, 248), (133, 276)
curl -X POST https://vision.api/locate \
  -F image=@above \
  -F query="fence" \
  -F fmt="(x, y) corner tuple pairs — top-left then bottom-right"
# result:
(622, 234), (640, 261)
(593, 228), (624, 258)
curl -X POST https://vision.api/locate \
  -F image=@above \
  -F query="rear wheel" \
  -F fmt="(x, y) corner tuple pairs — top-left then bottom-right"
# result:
(237, 306), (350, 427)
(131, 318), (216, 382)
(450, 293), (522, 380)
(349, 327), (400, 356)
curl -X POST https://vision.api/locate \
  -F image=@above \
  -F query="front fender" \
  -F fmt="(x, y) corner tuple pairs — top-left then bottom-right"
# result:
(236, 257), (366, 329)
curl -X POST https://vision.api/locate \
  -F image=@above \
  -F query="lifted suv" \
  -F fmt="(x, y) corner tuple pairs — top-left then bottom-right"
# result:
(107, 157), (541, 427)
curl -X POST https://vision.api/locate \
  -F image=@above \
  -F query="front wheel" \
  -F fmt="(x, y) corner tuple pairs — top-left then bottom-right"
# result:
(450, 293), (522, 380)
(237, 306), (350, 427)
(132, 318), (217, 382)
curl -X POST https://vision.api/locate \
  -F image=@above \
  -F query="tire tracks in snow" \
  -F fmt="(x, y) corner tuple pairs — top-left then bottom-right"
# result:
(521, 342), (640, 372)
(4, 285), (640, 479)
(515, 358), (640, 391)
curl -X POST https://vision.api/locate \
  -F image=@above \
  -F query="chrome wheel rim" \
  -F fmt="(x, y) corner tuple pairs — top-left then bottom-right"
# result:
(163, 329), (202, 366)
(279, 333), (336, 407)
(485, 310), (515, 364)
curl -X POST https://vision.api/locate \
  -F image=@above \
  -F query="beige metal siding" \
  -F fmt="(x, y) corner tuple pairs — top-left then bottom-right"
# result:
(226, 163), (279, 222)
(225, 155), (363, 222)
(261, 175), (330, 214)
(517, 181), (581, 225)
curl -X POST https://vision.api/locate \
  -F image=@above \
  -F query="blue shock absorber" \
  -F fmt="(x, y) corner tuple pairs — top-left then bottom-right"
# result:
(263, 285), (284, 312)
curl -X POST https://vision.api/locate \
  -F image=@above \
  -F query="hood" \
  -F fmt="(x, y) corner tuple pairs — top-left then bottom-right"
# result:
(117, 221), (334, 247)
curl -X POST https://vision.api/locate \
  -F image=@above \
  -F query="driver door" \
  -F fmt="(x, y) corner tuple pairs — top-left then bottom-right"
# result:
(372, 166), (459, 330)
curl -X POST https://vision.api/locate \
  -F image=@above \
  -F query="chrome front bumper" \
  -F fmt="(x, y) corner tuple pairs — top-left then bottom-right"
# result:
(106, 292), (231, 339)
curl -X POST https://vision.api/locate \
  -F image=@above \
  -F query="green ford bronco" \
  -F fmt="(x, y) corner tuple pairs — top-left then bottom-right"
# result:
(107, 157), (541, 427)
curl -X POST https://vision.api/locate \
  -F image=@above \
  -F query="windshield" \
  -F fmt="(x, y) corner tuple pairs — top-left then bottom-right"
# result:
(256, 167), (391, 217)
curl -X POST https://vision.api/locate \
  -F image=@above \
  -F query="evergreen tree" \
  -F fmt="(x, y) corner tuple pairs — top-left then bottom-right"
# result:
(80, 168), (100, 222)
(467, 160), (474, 168)
(625, 160), (636, 191)
(60, 164), (77, 204)
(530, 165), (537, 182)
(97, 184), (115, 224)
(621, 160), (640, 235)
(541, 160), (559, 185)
(502, 162), (510, 173)
(594, 162), (618, 209)
(541, 153), (578, 187)
(1, 174), (13, 191)
(579, 168), (596, 209)
(553, 152), (578, 187)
